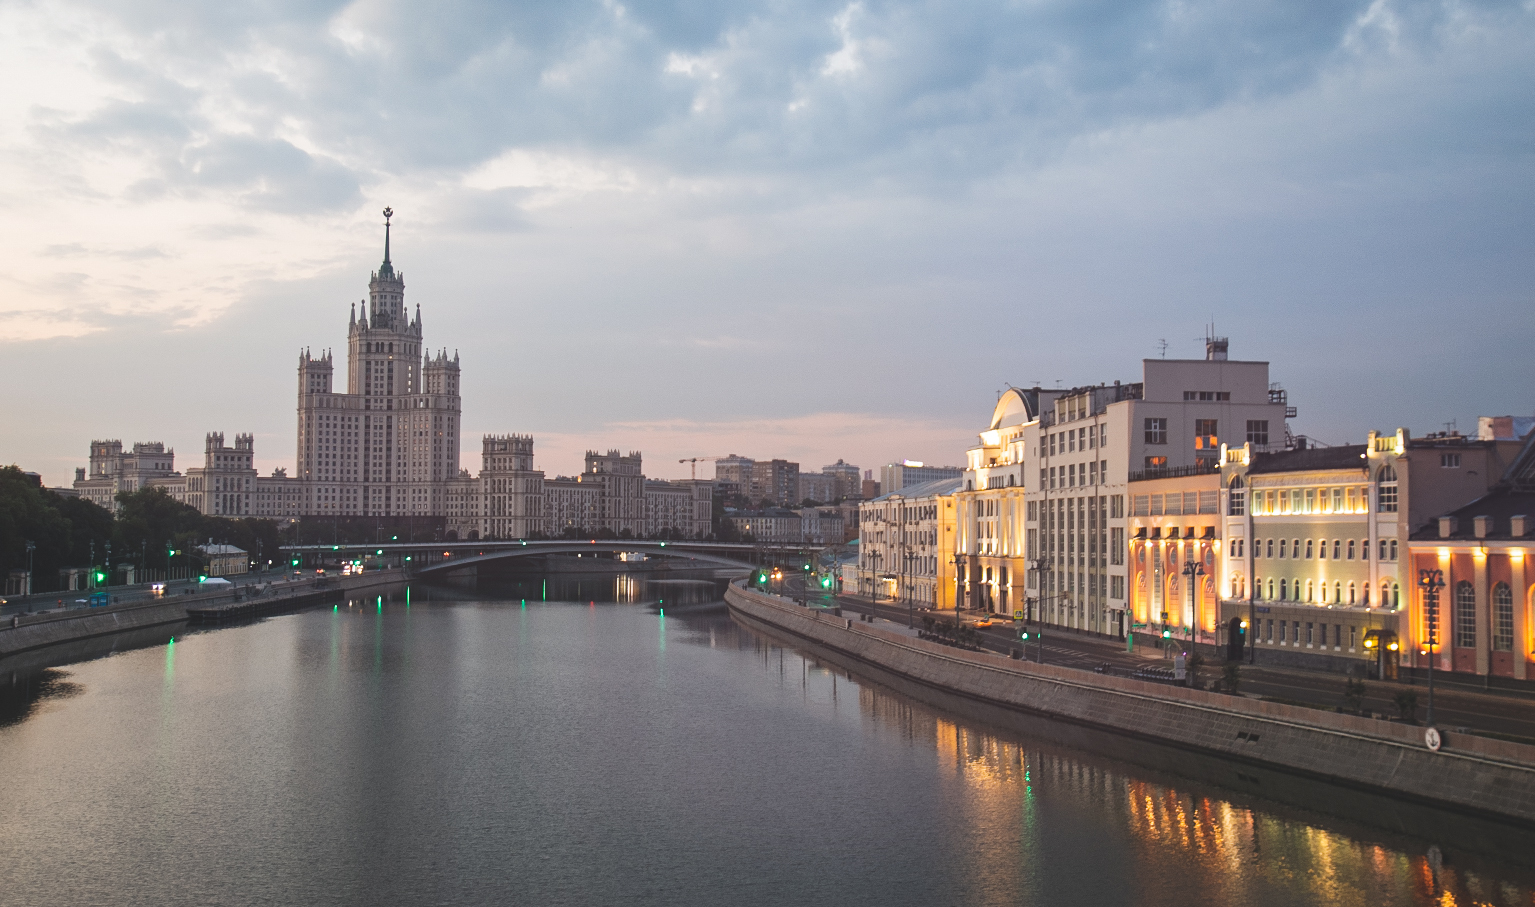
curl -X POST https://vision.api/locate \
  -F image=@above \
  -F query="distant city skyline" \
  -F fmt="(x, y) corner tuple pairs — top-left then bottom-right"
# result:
(4, 0), (1532, 486)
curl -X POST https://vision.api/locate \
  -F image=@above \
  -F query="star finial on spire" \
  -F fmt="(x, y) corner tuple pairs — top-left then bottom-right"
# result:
(380, 207), (395, 275)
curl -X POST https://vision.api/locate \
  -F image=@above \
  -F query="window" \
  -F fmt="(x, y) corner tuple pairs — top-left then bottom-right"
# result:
(1278, 539), (1287, 558)
(1110, 528), (1125, 565)
(1348, 582), (1356, 604)
(1266, 578), (1274, 600)
(1145, 456), (1167, 469)
(1145, 418), (1167, 445)
(1332, 540), (1341, 560)
(1388, 539), (1398, 561)
(1494, 583), (1514, 652)
(1099, 425), (1108, 447)
(1266, 619), (1274, 642)
(1280, 578), (1288, 600)
(1265, 538), (1274, 558)
(1228, 477), (1245, 515)
(1306, 622), (1314, 645)
(1111, 495), (1124, 518)
(1110, 575), (1125, 599)
(1349, 625), (1357, 649)
(1305, 539), (1314, 559)
(1377, 466), (1398, 513)
(1455, 581), (1477, 649)
(1441, 453), (1461, 468)
(1246, 420), (1269, 446)
(1194, 419), (1218, 450)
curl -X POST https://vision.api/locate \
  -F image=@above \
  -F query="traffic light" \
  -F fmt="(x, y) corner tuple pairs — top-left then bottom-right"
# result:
(820, 576), (832, 589)
(198, 574), (208, 583)
(93, 569), (106, 585)
(291, 557), (301, 567)
(1161, 629), (1171, 639)
(1020, 628), (1031, 641)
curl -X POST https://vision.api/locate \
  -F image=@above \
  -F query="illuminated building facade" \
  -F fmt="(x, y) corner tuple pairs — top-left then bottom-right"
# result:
(957, 338), (1290, 635)
(1405, 430), (1535, 680)
(1220, 428), (1525, 672)
(857, 477), (961, 608)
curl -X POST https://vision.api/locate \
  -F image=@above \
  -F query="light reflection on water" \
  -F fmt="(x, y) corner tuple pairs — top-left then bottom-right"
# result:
(0, 574), (1529, 907)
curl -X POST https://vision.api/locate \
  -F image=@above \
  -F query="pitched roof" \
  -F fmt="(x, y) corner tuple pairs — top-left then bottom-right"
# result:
(1247, 444), (1370, 475)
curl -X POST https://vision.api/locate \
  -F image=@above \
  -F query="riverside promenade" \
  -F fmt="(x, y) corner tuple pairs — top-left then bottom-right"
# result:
(726, 579), (1535, 828)
(0, 569), (405, 660)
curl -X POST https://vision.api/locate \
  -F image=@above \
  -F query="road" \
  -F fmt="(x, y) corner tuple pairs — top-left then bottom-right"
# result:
(771, 582), (1535, 745)
(0, 570), (336, 619)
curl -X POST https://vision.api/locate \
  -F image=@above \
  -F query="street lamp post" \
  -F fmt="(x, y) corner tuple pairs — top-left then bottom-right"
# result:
(1181, 557), (1206, 686)
(24, 541), (35, 597)
(903, 550), (917, 628)
(1418, 568), (1445, 728)
(1031, 556), (1051, 664)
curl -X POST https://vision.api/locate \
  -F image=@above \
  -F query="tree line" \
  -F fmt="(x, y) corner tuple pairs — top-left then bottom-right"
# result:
(0, 466), (281, 593)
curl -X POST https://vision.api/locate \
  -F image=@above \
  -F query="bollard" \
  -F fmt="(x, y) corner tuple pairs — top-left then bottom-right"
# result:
(1010, 648), (1020, 660)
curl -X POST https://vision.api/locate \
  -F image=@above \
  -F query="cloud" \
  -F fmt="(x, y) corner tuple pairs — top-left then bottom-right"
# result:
(2, 0), (1533, 483)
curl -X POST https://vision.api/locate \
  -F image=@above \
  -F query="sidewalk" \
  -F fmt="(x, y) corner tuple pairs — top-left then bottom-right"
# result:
(827, 589), (1535, 742)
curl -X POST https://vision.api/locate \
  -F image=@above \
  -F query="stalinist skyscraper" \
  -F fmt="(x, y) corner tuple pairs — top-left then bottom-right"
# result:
(295, 208), (462, 517)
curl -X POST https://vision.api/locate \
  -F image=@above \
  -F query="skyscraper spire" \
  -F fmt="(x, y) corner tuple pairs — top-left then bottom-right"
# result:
(379, 206), (395, 278)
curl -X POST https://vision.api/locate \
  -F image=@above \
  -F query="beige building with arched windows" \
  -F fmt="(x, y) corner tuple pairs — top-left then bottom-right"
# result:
(1218, 428), (1526, 673)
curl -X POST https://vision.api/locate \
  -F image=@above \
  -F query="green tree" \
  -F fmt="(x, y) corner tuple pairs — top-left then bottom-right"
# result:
(0, 466), (113, 592)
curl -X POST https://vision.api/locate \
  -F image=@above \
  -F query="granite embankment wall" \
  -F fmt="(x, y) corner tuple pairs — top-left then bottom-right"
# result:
(0, 571), (405, 660)
(726, 582), (1535, 827)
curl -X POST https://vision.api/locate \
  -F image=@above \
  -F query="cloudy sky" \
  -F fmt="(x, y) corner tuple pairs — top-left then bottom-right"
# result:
(3, 0), (1533, 486)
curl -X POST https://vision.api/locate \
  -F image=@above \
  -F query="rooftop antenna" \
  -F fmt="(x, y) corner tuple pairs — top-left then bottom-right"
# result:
(1157, 339), (1168, 359)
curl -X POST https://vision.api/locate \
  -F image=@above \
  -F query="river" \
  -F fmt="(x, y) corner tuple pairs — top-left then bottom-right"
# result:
(0, 573), (1531, 906)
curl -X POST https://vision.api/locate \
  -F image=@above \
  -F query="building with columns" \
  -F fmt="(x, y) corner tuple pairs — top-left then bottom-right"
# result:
(1406, 431), (1535, 681)
(955, 338), (1291, 636)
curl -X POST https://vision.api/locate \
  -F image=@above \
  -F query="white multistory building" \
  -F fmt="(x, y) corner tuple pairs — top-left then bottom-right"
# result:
(955, 338), (1292, 637)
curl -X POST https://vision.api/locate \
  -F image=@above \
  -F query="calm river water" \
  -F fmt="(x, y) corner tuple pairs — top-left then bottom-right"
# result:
(1, 574), (1532, 907)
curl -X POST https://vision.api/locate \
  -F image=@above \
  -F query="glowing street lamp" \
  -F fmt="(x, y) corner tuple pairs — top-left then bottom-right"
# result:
(1417, 568), (1445, 728)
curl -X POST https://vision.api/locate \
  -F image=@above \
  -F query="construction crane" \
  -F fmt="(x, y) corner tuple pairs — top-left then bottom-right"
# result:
(679, 456), (728, 481)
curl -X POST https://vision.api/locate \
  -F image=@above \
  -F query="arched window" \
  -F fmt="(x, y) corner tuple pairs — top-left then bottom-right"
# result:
(1494, 583), (1514, 652)
(1348, 581), (1356, 605)
(1280, 578), (1288, 600)
(1229, 476), (1246, 516)
(1376, 465), (1398, 513)
(1334, 581), (1342, 604)
(1306, 579), (1314, 602)
(1455, 581), (1477, 648)
(1392, 583), (1400, 608)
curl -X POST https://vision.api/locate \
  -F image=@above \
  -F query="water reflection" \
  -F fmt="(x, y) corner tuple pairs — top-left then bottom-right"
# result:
(741, 620), (1535, 907)
(1, 576), (1532, 907)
